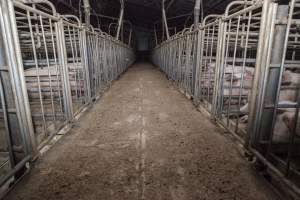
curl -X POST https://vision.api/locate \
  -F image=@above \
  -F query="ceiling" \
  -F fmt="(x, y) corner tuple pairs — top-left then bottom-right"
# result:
(50, 0), (235, 30)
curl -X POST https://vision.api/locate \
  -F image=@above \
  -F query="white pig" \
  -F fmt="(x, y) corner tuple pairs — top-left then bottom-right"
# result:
(239, 101), (300, 143)
(282, 70), (300, 87)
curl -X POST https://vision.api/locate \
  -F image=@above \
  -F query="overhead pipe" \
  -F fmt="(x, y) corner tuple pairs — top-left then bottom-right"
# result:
(116, 0), (124, 40)
(23, 0), (57, 16)
(92, 13), (119, 22)
(166, 0), (175, 11)
(109, 22), (132, 46)
(154, 12), (193, 27)
(91, 13), (133, 32)
(154, 12), (192, 42)
(162, 0), (170, 40)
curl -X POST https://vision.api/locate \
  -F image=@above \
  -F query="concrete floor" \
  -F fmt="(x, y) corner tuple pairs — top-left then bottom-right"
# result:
(5, 63), (280, 200)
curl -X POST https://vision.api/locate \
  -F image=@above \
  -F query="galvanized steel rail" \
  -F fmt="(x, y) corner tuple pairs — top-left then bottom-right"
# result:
(0, 0), (134, 195)
(152, 0), (300, 197)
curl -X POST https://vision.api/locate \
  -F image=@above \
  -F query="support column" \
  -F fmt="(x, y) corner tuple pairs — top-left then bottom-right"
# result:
(192, 29), (202, 99)
(258, 5), (288, 142)
(246, 2), (288, 148)
(80, 27), (92, 102)
(194, 0), (201, 28)
(83, 0), (90, 26)
(162, 0), (170, 40)
(116, 0), (124, 40)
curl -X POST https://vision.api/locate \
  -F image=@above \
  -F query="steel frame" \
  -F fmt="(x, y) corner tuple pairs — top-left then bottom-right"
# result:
(0, 0), (134, 195)
(152, 0), (300, 196)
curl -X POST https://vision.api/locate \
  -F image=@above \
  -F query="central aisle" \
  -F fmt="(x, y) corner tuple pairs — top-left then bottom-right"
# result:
(6, 63), (279, 200)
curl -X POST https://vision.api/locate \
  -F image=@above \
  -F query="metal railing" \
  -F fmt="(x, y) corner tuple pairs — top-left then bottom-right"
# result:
(152, 0), (300, 197)
(0, 0), (134, 195)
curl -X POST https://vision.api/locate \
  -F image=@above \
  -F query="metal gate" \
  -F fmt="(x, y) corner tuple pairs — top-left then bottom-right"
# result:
(86, 30), (134, 99)
(152, 0), (300, 196)
(152, 26), (198, 96)
(0, 0), (134, 195)
(61, 16), (90, 115)
(213, 1), (263, 142)
(247, 0), (300, 195)
(14, 2), (71, 147)
(194, 15), (220, 112)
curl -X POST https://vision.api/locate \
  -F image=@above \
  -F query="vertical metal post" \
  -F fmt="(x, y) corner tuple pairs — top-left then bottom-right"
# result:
(128, 28), (132, 47)
(83, 0), (90, 26)
(0, 0), (36, 157)
(56, 18), (74, 120)
(116, 0), (124, 40)
(154, 25), (158, 46)
(212, 19), (227, 118)
(246, 0), (277, 147)
(162, 0), (170, 40)
(80, 27), (92, 103)
(0, 24), (15, 166)
(258, 5), (288, 142)
(194, 0), (201, 27)
(162, 19), (165, 41)
(192, 26), (202, 99)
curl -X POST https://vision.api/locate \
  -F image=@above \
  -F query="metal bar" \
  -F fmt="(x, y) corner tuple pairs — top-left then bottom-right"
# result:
(162, 0), (170, 40)
(116, 0), (124, 40)
(56, 19), (73, 120)
(0, 0), (37, 156)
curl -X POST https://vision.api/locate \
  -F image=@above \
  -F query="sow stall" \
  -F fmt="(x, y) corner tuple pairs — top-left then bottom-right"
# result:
(0, 0), (134, 194)
(152, 0), (300, 197)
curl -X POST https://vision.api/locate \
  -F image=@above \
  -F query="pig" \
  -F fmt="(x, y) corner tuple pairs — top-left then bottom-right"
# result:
(224, 65), (255, 76)
(238, 70), (300, 114)
(238, 101), (300, 143)
(223, 66), (300, 143)
(222, 67), (300, 99)
(25, 64), (85, 100)
(223, 65), (254, 87)
(198, 63), (254, 102)
(273, 112), (291, 142)
(273, 108), (300, 143)
(221, 65), (255, 101)
(278, 88), (298, 102)
(237, 112), (293, 143)
(239, 89), (299, 115)
(282, 70), (300, 87)
(280, 110), (300, 135)
(206, 62), (255, 77)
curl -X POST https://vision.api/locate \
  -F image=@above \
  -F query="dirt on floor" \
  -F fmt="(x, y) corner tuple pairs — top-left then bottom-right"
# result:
(5, 63), (280, 200)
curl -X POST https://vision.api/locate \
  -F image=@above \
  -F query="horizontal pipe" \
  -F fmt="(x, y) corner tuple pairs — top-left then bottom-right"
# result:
(22, 0), (57, 16)
(0, 155), (31, 186)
